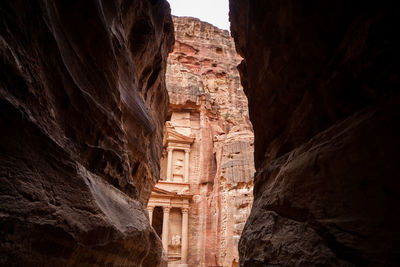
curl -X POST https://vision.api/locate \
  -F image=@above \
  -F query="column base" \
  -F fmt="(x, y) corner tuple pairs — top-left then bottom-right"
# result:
(178, 264), (188, 267)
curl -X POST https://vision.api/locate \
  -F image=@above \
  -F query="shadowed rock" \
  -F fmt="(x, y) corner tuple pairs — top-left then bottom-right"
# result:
(229, 0), (400, 266)
(0, 0), (174, 265)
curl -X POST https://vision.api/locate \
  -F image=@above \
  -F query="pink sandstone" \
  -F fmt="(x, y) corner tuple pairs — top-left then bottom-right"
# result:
(148, 16), (255, 267)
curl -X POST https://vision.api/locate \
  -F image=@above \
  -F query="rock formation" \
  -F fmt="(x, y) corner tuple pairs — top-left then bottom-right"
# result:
(148, 16), (254, 267)
(0, 0), (174, 266)
(229, 0), (400, 266)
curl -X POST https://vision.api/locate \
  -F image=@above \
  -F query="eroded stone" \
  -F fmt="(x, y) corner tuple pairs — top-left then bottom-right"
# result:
(229, 0), (400, 266)
(0, 1), (174, 265)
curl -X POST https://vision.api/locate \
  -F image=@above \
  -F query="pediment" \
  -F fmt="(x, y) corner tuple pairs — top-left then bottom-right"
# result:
(151, 186), (177, 197)
(166, 128), (195, 144)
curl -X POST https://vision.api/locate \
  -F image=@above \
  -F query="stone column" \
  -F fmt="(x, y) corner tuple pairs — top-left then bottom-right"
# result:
(147, 206), (154, 225)
(167, 148), (173, 181)
(162, 206), (170, 254)
(184, 149), (190, 183)
(180, 207), (189, 266)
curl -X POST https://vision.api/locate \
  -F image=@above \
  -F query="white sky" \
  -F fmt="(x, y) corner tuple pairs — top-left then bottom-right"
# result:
(167, 0), (230, 31)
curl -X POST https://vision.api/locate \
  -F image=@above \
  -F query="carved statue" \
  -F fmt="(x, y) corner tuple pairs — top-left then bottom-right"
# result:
(173, 158), (184, 175)
(171, 234), (181, 247)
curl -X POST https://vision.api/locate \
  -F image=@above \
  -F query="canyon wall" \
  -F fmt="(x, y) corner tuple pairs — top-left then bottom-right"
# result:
(230, 1), (400, 266)
(0, 0), (173, 266)
(164, 16), (254, 266)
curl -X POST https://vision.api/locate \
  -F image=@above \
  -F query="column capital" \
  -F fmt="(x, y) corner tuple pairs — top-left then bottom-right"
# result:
(163, 206), (171, 213)
(167, 147), (174, 152)
(184, 148), (190, 153)
(147, 206), (154, 211)
(147, 206), (154, 225)
(181, 207), (189, 214)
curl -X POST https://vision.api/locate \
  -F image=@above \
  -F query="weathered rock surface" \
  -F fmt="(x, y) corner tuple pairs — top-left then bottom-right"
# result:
(230, 1), (400, 266)
(164, 17), (254, 266)
(168, 17), (251, 128)
(0, 0), (173, 265)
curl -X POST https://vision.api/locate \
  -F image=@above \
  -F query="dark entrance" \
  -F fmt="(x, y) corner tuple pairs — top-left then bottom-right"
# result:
(152, 206), (163, 238)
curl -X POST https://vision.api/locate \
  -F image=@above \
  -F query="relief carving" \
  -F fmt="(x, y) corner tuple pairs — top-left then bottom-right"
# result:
(173, 159), (184, 175)
(170, 234), (181, 247)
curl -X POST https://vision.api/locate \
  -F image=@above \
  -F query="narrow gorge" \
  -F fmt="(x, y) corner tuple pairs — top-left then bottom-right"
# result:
(1, 0), (399, 267)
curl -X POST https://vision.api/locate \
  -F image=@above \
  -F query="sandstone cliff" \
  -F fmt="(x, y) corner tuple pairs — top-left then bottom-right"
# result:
(230, 1), (400, 266)
(0, 1), (174, 265)
(165, 17), (254, 267)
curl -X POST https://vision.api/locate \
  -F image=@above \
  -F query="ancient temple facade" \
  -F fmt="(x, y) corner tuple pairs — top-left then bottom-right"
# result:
(147, 16), (255, 267)
(147, 121), (195, 267)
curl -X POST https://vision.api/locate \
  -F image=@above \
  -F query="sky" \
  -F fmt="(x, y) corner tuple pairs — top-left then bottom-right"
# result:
(167, 0), (230, 31)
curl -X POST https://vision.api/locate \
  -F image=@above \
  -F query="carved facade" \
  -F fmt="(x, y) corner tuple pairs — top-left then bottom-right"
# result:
(148, 16), (255, 267)
(147, 118), (194, 267)
(148, 102), (254, 267)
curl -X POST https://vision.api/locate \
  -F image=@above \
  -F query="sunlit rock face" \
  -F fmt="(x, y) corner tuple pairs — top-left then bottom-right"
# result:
(163, 16), (254, 266)
(230, 0), (400, 266)
(0, 0), (173, 266)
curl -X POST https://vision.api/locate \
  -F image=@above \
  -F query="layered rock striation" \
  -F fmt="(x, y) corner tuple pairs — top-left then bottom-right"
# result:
(0, 0), (174, 265)
(230, 1), (400, 266)
(163, 16), (254, 267)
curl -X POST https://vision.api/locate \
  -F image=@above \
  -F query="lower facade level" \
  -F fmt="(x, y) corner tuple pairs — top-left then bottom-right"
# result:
(147, 185), (191, 267)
